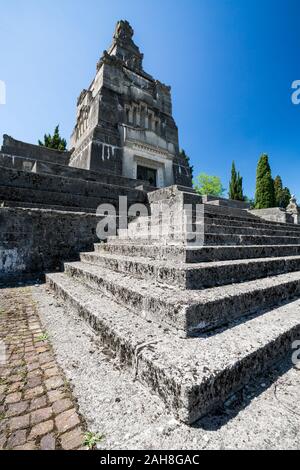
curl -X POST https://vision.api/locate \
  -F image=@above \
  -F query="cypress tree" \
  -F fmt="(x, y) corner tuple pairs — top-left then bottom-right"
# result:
(255, 154), (275, 208)
(274, 175), (283, 207)
(281, 186), (292, 208)
(237, 173), (244, 201)
(273, 175), (291, 208)
(229, 161), (244, 201)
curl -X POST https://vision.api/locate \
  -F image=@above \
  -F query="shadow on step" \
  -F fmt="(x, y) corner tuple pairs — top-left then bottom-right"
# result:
(193, 356), (296, 431)
(0, 274), (45, 289)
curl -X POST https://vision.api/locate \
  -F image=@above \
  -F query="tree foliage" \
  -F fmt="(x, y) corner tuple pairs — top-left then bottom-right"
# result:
(255, 154), (275, 209)
(194, 173), (225, 197)
(38, 125), (67, 152)
(274, 175), (291, 208)
(229, 161), (244, 201)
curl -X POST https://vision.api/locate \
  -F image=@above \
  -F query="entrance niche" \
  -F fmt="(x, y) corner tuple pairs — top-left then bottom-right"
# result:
(137, 165), (157, 187)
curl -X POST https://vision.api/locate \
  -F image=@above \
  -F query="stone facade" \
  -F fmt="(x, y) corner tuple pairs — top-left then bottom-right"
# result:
(69, 20), (193, 188)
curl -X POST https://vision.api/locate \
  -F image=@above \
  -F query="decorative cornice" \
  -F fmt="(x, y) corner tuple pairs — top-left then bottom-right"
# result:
(130, 141), (174, 160)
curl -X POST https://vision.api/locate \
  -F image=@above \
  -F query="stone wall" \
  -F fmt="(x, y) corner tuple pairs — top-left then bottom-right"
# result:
(0, 207), (101, 280)
(1, 135), (71, 165)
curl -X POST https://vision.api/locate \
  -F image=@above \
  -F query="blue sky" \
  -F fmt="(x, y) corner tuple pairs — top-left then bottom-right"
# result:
(1, 0), (300, 199)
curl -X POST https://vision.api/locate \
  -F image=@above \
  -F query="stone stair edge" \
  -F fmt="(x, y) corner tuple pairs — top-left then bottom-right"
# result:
(46, 271), (300, 423)
(62, 260), (300, 334)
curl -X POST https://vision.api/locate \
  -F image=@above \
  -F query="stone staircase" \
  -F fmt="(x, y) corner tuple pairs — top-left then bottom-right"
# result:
(46, 186), (300, 423)
(0, 165), (147, 213)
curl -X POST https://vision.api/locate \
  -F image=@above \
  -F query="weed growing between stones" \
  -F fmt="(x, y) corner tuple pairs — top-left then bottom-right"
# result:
(83, 431), (105, 450)
(37, 333), (49, 342)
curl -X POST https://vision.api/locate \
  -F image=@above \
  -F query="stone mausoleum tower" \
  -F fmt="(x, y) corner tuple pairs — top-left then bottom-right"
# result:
(69, 20), (192, 188)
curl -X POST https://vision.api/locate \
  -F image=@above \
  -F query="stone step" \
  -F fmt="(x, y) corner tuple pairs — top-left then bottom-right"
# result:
(107, 232), (300, 246)
(203, 233), (300, 246)
(203, 216), (300, 233)
(191, 223), (300, 237)
(0, 165), (146, 202)
(123, 220), (300, 238)
(0, 199), (96, 213)
(63, 261), (300, 335)
(96, 242), (300, 263)
(80, 251), (300, 289)
(46, 271), (300, 423)
(135, 210), (300, 232)
(202, 195), (250, 209)
(193, 205), (300, 228)
(0, 185), (140, 211)
(188, 201), (266, 219)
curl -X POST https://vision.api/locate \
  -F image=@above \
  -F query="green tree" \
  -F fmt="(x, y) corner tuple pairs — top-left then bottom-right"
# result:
(255, 154), (275, 208)
(180, 149), (193, 179)
(273, 175), (283, 206)
(281, 186), (292, 208)
(229, 161), (244, 201)
(38, 125), (67, 151)
(274, 175), (291, 208)
(194, 173), (225, 197)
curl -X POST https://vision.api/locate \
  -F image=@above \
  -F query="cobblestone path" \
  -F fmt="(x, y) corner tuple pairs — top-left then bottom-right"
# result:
(0, 286), (86, 450)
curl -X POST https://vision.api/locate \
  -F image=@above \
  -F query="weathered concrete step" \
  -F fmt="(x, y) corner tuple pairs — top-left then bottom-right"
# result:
(63, 261), (300, 335)
(108, 232), (300, 246)
(80, 251), (300, 289)
(0, 165), (146, 202)
(195, 206), (300, 229)
(188, 202), (264, 219)
(0, 152), (154, 191)
(96, 242), (300, 263)
(46, 271), (300, 423)
(203, 215), (300, 232)
(205, 233), (300, 246)
(0, 185), (140, 210)
(0, 199), (96, 213)
(200, 223), (300, 237)
(132, 213), (300, 237)
(124, 221), (300, 238)
(201, 194), (250, 209)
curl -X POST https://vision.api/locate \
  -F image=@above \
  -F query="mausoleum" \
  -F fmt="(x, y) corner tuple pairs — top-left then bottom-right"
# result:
(69, 20), (192, 188)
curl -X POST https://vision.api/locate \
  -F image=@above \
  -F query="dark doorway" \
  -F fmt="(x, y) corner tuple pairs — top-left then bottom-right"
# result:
(137, 165), (157, 187)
